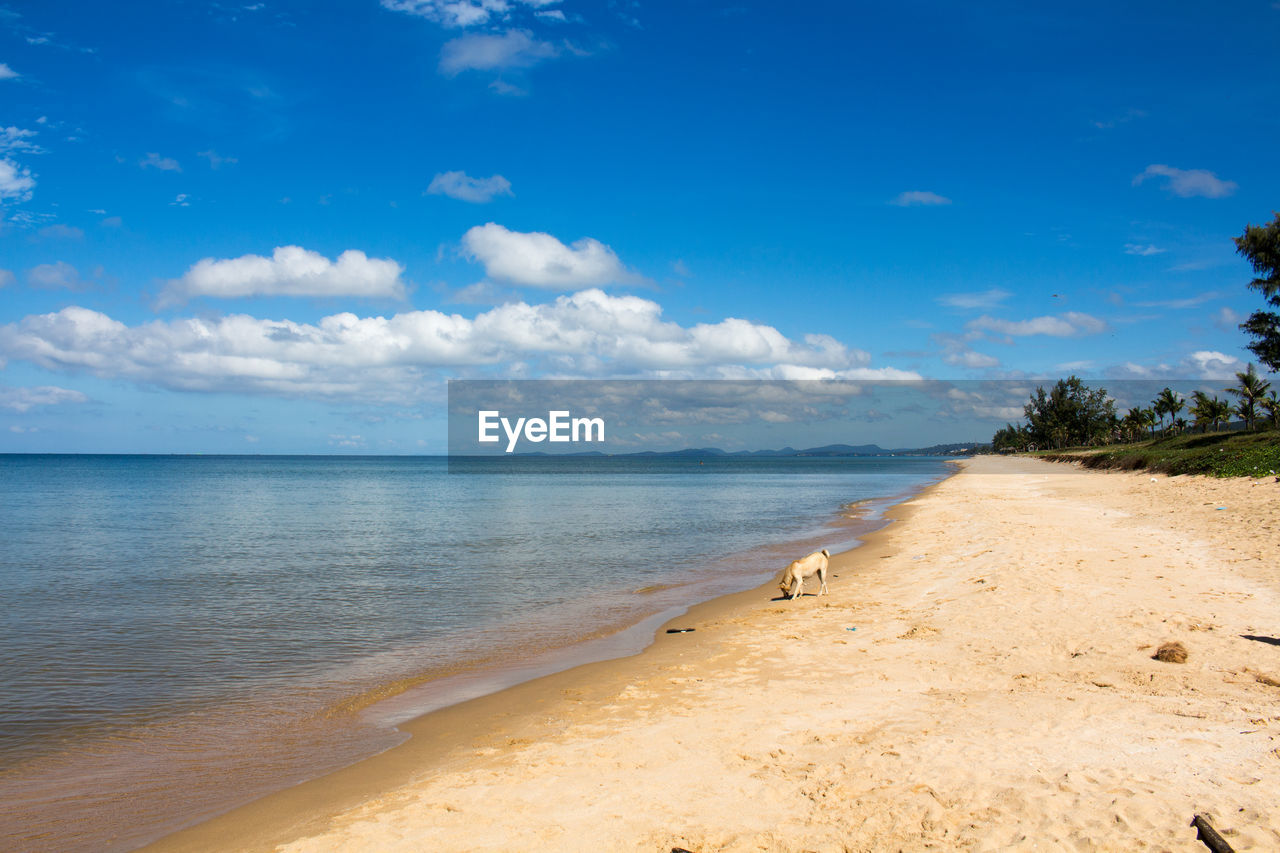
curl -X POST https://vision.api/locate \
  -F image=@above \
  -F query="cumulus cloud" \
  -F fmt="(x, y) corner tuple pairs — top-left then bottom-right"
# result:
(936, 288), (1011, 310)
(968, 312), (1106, 338)
(27, 261), (85, 290)
(1182, 350), (1244, 379)
(890, 191), (952, 207)
(139, 152), (182, 172)
(439, 29), (557, 75)
(1111, 350), (1244, 381)
(426, 170), (513, 203)
(0, 63), (17, 80)
(0, 290), (884, 402)
(0, 384), (88, 412)
(934, 332), (1000, 369)
(160, 246), (407, 306)
(462, 223), (645, 289)
(0, 158), (35, 201)
(381, 0), (561, 28)
(1132, 164), (1236, 198)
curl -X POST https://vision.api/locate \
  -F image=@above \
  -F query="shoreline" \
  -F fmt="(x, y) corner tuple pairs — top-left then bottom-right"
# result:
(140, 467), (954, 853)
(140, 455), (1280, 849)
(3, 457), (954, 853)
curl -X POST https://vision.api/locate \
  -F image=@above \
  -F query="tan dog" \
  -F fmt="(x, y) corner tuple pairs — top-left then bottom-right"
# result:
(779, 548), (830, 600)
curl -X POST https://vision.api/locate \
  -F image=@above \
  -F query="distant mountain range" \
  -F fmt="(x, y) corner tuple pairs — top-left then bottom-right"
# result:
(517, 442), (984, 458)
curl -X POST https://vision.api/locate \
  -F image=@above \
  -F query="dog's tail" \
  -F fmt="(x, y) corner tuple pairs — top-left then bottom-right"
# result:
(821, 548), (829, 557)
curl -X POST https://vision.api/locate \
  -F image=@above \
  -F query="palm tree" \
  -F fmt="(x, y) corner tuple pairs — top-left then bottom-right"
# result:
(1141, 406), (1158, 438)
(1122, 407), (1147, 442)
(1226, 363), (1271, 431)
(1189, 390), (1215, 433)
(1153, 387), (1183, 435)
(1209, 396), (1234, 432)
(1261, 390), (1280, 430)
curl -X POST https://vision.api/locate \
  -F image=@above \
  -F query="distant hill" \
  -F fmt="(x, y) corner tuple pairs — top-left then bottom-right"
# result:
(890, 442), (988, 456)
(515, 442), (987, 458)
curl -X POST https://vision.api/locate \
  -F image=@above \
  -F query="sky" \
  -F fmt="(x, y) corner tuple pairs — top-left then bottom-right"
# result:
(0, 0), (1277, 453)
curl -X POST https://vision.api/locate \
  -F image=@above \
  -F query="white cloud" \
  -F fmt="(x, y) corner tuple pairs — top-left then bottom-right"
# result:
(934, 333), (1000, 369)
(462, 223), (645, 289)
(381, 0), (560, 28)
(0, 63), (17, 80)
(936, 288), (1011, 310)
(426, 170), (513, 203)
(0, 290), (884, 402)
(0, 269), (14, 288)
(197, 149), (238, 169)
(1132, 164), (1236, 198)
(1133, 290), (1223, 310)
(488, 79), (527, 96)
(1183, 350), (1244, 379)
(0, 384), (88, 412)
(0, 158), (35, 201)
(943, 348), (1000, 369)
(27, 261), (85, 290)
(161, 246), (407, 306)
(439, 29), (557, 75)
(967, 312), (1106, 338)
(1124, 243), (1165, 256)
(890, 190), (952, 207)
(0, 126), (41, 154)
(1215, 306), (1242, 330)
(140, 152), (182, 172)
(1111, 350), (1245, 381)
(38, 223), (83, 240)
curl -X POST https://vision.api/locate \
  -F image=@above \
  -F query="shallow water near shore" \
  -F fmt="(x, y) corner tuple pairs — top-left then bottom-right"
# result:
(0, 454), (953, 852)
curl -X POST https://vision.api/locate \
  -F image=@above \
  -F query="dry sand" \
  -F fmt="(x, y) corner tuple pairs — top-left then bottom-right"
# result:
(151, 455), (1280, 852)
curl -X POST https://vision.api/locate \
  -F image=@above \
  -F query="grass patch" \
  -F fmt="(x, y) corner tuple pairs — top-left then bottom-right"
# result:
(1033, 429), (1280, 478)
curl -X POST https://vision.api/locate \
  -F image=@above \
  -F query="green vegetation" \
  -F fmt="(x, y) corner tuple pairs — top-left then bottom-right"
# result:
(993, 370), (1278, 477)
(1236, 212), (1280, 372)
(991, 376), (1115, 452)
(1038, 430), (1280, 478)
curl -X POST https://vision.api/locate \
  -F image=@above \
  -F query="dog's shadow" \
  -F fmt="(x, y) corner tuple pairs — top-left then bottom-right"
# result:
(1242, 634), (1280, 647)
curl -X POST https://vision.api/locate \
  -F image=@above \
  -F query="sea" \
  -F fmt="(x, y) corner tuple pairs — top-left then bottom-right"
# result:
(0, 454), (955, 852)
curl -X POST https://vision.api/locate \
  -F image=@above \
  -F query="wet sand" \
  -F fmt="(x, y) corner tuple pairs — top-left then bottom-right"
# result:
(147, 455), (1280, 852)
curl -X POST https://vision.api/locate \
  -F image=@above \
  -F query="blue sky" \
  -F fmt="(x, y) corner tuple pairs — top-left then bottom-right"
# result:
(1, 0), (1277, 452)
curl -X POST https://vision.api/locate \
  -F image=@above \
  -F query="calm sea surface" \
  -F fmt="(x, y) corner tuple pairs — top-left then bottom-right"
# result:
(0, 454), (954, 851)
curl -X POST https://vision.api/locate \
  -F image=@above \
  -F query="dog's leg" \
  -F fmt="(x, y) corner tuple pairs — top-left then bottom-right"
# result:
(819, 567), (829, 595)
(792, 575), (804, 599)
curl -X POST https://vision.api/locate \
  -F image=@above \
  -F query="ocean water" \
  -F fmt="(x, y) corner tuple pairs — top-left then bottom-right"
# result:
(0, 454), (953, 851)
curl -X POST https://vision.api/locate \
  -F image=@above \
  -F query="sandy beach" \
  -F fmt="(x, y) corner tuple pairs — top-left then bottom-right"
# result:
(149, 454), (1280, 852)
